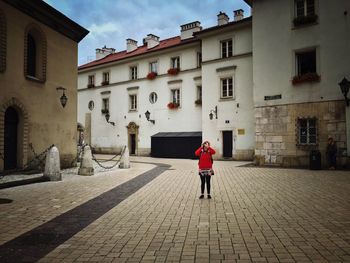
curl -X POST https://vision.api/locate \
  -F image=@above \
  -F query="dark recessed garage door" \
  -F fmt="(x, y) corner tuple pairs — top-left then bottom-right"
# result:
(151, 132), (202, 159)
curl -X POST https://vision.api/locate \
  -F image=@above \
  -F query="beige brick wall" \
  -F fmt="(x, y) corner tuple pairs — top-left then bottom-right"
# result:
(255, 101), (347, 168)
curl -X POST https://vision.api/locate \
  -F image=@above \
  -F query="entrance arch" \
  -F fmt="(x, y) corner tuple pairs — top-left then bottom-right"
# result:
(126, 122), (139, 155)
(0, 98), (29, 171)
(4, 107), (18, 169)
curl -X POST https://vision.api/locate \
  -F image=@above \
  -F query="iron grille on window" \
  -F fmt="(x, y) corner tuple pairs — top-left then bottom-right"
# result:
(297, 118), (317, 145)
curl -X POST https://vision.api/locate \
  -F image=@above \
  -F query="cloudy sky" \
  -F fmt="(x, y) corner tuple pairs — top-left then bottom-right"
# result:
(44, 0), (251, 66)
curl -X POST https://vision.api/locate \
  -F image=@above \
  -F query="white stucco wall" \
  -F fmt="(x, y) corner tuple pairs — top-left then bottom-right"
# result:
(252, 0), (350, 107)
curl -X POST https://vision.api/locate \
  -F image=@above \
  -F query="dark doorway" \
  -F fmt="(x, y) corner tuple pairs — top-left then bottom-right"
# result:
(130, 134), (136, 155)
(222, 131), (233, 158)
(4, 107), (19, 170)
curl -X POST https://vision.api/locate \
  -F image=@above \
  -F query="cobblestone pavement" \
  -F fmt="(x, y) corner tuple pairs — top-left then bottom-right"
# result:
(0, 157), (349, 262)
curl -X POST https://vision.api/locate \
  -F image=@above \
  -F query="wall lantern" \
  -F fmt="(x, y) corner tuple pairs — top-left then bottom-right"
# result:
(145, 110), (155, 124)
(56, 87), (67, 108)
(339, 77), (350, 106)
(105, 110), (115, 126)
(209, 106), (218, 120)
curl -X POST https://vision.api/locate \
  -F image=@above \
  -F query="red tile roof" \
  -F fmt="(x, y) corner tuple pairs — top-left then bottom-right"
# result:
(79, 36), (199, 70)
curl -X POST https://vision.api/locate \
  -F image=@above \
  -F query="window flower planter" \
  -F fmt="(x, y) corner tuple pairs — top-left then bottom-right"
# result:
(147, 72), (157, 80)
(167, 102), (179, 109)
(292, 73), (320, 85)
(101, 81), (109, 86)
(293, 14), (318, 27)
(87, 83), (95, 88)
(167, 68), (180, 75)
(194, 99), (202, 105)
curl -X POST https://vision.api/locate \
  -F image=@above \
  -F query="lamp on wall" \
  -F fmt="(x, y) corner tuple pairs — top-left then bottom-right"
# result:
(105, 110), (115, 126)
(145, 110), (155, 124)
(56, 87), (68, 108)
(209, 106), (218, 120)
(339, 77), (350, 106)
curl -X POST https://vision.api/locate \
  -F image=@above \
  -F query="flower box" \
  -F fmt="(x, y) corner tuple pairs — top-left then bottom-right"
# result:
(167, 102), (180, 109)
(87, 83), (95, 88)
(194, 99), (202, 105)
(293, 14), (318, 27)
(101, 109), (109, 114)
(101, 80), (109, 86)
(147, 72), (157, 80)
(167, 68), (180, 75)
(292, 73), (320, 85)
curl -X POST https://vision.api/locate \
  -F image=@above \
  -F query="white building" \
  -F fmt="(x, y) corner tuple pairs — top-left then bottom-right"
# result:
(77, 11), (255, 160)
(245, 0), (350, 167)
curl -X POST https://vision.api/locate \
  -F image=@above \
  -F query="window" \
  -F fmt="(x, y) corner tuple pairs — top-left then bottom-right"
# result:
(197, 52), (202, 68)
(88, 75), (95, 88)
(0, 10), (6, 73)
(294, 0), (317, 26)
(129, 94), (137, 111)
(102, 98), (109, 114)
(297, 118), (317, 145)
(296, 49), (316, 76)
(24, 25), (47, 82)
(171, 89), (180, 105)
(130, 66), (138, 80)
(171, 57), (180, 69)
(149, 92), (158, 104)
(221, 78), (233, 98)
(221, 39), (233, 58)
(102, 72), (109, 85)
(149, 61), (158, 73)
(88, 100), (94, 111)
(195, 86), (202, 105)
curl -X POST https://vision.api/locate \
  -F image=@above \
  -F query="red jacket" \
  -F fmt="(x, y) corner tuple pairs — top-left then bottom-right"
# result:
(195, 147), (216, 169)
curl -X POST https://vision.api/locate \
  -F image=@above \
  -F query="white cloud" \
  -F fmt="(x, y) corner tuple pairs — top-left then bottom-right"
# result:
(88, 22), (121, 38)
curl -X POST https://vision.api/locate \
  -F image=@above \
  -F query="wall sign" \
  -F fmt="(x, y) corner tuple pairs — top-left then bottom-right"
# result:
(237, 129), (245, 135)
(264, 94), (282, 100)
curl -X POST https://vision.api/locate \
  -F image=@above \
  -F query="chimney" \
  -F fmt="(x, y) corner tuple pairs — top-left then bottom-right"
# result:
(95, 45), (115, 60)
(143, 34), (160, 49)
(126, 38), (138, 53)
(234, 9), (244, 21)
(180, 21), (202, 40)
(217, 12), (229, 26)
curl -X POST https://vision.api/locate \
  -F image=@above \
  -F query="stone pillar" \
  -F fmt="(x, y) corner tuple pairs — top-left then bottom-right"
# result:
(85, 113), (91, 145)
(119, 147), (130, 169)
(44, 146), (61, 181)
(78, 145), (94, 176)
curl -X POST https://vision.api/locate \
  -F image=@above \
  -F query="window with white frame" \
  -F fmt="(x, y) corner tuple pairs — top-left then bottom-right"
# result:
(129, 94), (137, 111)
(171, 56), (180, 69)
(102, 72), (109, 84)
(297, 118), (317, 145)
(296, 49), (317, 76)
(171, 89), (180, 105)
(197, 52), (202, 68)
(149, 92), (158, 104)
(221, 39), (233, 58)
(221, 78), (233, 98)
(88, 75), (95, 87)
(130, 66), (137, 80)
(102, 98), (109, 113)
(295, 0), (315, 17)
(149, 61), (158, 73)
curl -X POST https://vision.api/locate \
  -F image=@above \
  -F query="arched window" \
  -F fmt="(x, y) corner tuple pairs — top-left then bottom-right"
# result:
(0, 9), (6, 73)
(24, 24), (47, 82)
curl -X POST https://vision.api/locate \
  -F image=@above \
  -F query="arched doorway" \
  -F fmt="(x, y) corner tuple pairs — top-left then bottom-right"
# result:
(4, 107), (19, 170)
(127, 122), (139, 155)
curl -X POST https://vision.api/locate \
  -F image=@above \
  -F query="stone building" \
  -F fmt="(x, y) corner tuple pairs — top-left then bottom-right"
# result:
(0, 0), (88, 172)
(245, 0), (349, 167)
(77, 11), (255, 160)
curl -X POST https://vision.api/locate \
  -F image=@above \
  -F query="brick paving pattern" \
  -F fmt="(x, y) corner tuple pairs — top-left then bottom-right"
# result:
(0, 157), (349, 262)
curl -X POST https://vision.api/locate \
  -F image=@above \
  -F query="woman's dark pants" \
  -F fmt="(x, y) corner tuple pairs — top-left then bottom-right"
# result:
(199, 173), (211, 194)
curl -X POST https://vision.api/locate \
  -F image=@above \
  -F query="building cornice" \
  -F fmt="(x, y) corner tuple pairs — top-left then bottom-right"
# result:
(202, 52), (252, 66)
(3, 0), (89, 42)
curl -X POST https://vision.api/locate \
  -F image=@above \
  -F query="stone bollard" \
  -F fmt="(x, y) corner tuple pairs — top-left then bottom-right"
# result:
(119, 147), (130, 169)
(44, 146), (61, 181)
(78, 145), (94, 176)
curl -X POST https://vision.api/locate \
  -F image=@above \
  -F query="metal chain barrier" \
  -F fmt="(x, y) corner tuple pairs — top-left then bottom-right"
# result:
(91, 146), (126, 170)
(69, 144), (86, 167)
(0, 144), (54, 177)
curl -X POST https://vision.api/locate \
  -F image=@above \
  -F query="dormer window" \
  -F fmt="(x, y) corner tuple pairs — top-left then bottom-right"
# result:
(294, 0), (317, 27)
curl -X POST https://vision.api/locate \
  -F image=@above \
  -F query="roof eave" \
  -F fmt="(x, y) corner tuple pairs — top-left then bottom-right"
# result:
(244, 0), (252, 7)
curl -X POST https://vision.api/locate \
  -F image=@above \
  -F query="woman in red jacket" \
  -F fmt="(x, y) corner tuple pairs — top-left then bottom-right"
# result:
(195, 141), (216, 199)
